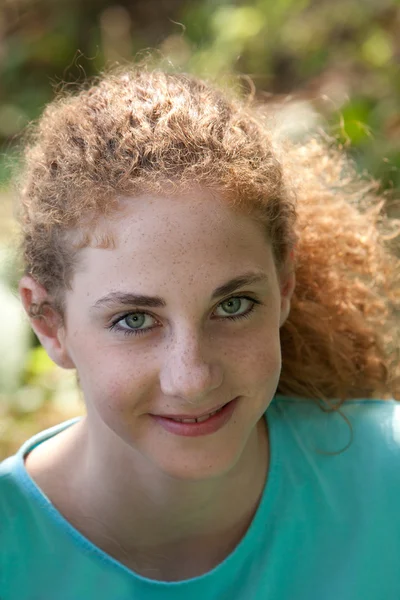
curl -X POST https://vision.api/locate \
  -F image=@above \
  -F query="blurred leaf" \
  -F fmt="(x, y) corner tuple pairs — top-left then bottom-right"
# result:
(31, 32), (75, 66)
(362, 29), (393, 67)
(0, 104), (28, 137)
(25, 346), (56, 380)
(336, 99), (375, 145)
(13, 385), (45, 413)
(0, 280), (30, 393)
(181, 2), (214, 45)
(212, 6), (265, 42)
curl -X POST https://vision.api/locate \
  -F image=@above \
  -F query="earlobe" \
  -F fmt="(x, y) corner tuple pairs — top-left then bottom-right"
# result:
(18, 275), (75, 369)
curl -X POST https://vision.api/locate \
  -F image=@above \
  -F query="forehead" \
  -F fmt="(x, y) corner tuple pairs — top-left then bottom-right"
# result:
(118, 191), (266, 243)
(73, 191), (274, 288)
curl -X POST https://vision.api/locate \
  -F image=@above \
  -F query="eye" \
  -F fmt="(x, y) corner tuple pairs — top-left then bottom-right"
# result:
(109, 312), (157, 336)
(214, 296), (257, 320)
(108, 295), (260, 337)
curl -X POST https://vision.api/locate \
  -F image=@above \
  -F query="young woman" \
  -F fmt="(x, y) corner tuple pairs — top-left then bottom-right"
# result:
(1, 67), (399, 599)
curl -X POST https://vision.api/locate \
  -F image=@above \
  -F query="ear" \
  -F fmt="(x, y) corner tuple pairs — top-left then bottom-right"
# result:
(278, 260), (296, 328)
(19, 275), (75, 369)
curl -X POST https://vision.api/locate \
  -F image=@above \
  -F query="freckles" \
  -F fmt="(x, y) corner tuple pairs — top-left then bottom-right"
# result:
(249, 342), (281, 376)
(97, 364), (152, 414)
(99, 387), (131, 420)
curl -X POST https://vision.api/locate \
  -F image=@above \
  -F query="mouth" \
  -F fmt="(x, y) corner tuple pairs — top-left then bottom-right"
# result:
(160, 400), (231, 424)
(152, 397), (239, 437)
(167, 404), (227, 424)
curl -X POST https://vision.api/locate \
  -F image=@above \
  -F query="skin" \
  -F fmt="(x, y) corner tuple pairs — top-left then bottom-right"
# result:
(20, 190), (295, 580)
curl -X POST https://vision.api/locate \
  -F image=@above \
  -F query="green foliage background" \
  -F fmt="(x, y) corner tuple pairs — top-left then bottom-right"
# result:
(0, 0), (399, 457)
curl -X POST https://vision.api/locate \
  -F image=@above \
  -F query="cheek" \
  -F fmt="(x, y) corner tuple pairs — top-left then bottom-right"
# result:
(235, 331), (282, 392)
(80, 367), (155, 441)
(73, 340), (156, 413)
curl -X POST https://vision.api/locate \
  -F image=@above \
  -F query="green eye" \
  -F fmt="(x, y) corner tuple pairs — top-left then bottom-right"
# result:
(220, 297), (242, 314)
(124, 313), (146, 329)
(108, 295), (260, 338)
(215, 296), (257, 319)
(109, 311), (157, 336)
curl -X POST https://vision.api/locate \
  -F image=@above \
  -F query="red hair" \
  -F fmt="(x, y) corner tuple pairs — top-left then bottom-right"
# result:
(15, 67), (400, 405)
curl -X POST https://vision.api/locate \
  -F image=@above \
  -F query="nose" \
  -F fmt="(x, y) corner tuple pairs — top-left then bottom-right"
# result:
(159, 331), (223, 404)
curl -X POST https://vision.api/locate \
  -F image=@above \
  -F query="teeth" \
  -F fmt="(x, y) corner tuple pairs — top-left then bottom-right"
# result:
(170, 406), (223, 424)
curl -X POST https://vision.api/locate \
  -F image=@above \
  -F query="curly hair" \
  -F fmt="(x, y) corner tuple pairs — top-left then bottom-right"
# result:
(15, 66), (400, 406)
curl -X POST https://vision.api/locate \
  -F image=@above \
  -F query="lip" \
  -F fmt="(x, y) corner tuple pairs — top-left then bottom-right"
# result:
(156, 399), (231, 420)
(152, 397), (239, 437)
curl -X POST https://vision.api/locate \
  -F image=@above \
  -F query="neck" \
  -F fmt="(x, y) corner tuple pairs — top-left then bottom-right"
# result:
(65, 416), (269, 580)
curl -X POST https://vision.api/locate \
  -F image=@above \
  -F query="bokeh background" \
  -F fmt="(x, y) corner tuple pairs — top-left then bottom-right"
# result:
(1, 0), (399, 458)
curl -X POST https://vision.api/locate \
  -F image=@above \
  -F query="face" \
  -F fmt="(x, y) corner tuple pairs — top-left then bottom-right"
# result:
(25, 191), (294, 481)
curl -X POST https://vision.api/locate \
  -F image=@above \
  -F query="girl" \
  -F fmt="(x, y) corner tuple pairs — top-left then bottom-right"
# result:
(1, 67), (399, 599)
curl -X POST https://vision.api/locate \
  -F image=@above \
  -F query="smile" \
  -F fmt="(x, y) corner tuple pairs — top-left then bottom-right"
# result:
(168, 405), (225, 424)
(152, 397), (239, 437)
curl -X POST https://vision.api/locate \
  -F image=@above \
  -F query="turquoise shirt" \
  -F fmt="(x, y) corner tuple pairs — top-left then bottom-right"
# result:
(1, 395), (400, 599)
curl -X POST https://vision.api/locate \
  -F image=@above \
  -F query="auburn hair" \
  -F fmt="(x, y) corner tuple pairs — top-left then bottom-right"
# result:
(15, 66), (400, 407)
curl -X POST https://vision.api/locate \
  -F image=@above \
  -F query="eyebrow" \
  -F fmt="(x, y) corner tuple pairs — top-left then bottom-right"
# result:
(91, 272), (268, 311)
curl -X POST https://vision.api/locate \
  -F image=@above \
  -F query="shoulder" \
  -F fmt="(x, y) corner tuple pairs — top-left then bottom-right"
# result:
(0, 417), (82, 532)
(0, 452), (35, 540)
(270, 397), (400, 518)
(271, 395), (400, 458)
(0, 454), (24, 580)
(272, 394), (400, 427)
(335, 398), (400, 454)
(0, 453), (22, 512)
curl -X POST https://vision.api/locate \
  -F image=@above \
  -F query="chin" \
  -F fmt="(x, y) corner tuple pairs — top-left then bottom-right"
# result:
(148, 430), (254, 482)
(156, 453), (241, 482)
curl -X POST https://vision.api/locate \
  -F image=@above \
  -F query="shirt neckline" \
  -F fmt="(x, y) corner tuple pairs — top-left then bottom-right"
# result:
(13, 406), (281, 587)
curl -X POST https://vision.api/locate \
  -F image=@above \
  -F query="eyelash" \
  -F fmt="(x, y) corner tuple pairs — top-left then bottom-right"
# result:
(107, 295), (261, 338)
